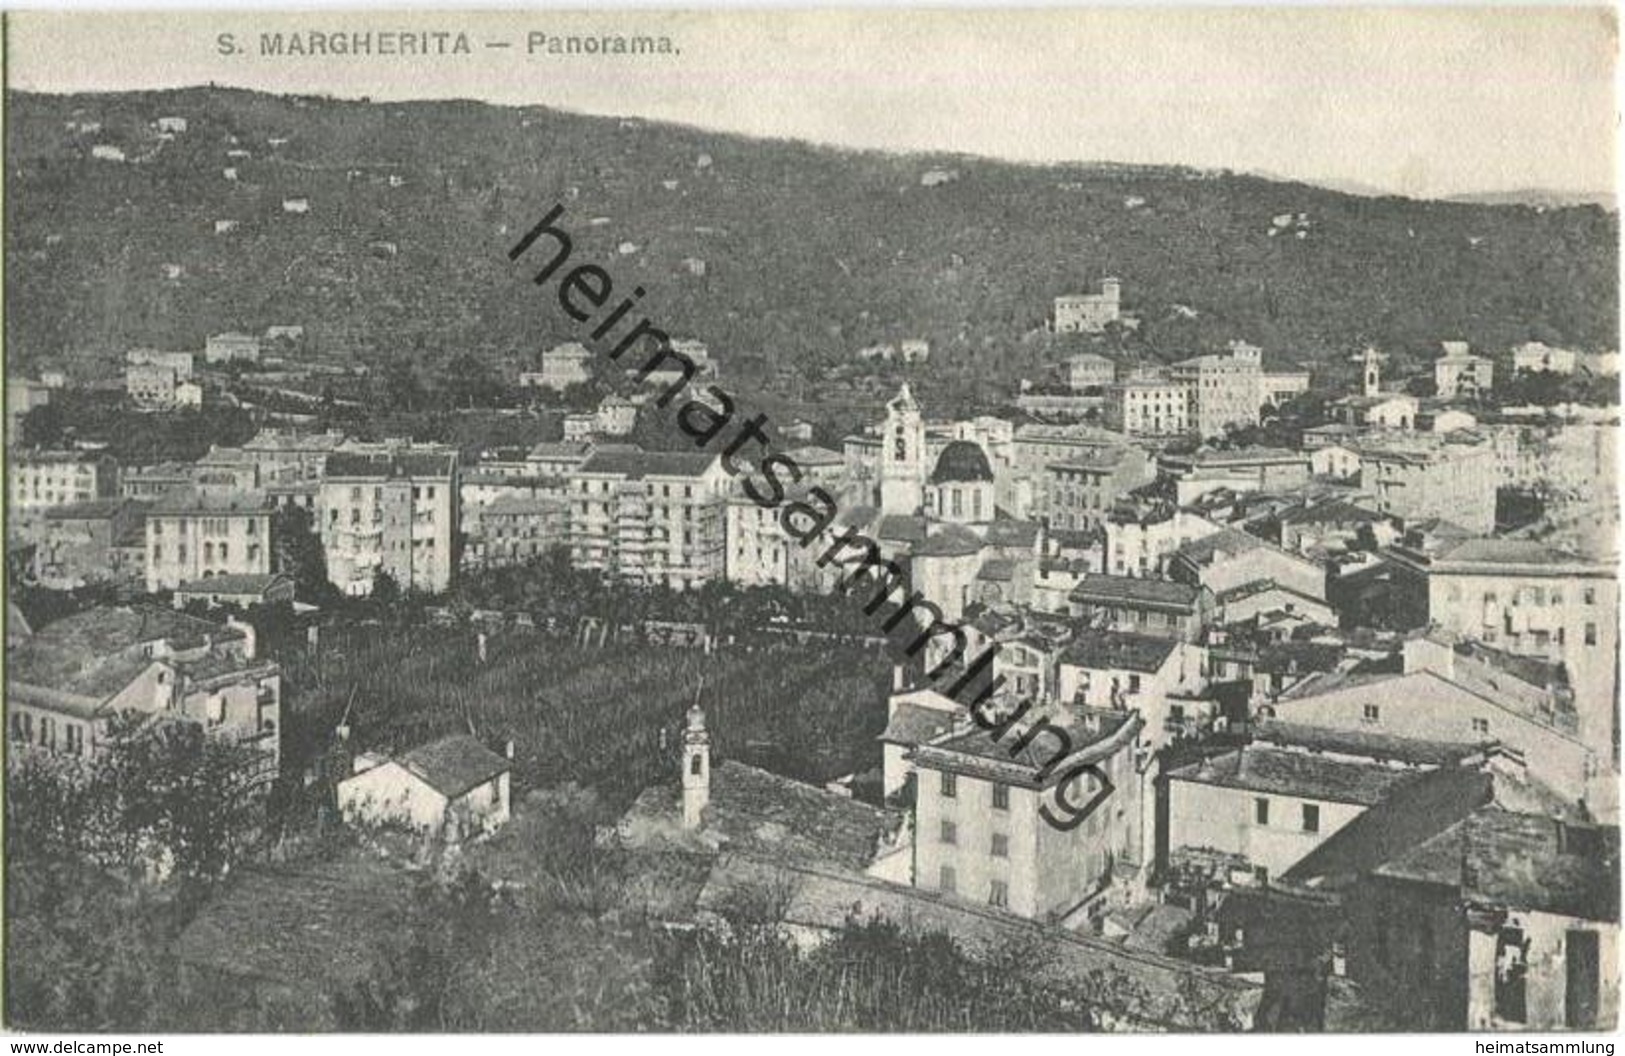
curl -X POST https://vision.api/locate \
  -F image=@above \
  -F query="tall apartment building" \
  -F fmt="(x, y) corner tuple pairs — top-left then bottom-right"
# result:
(567, 448), (730, 591)
(145, 489), (273, 592)
(1169, 342), (1264, 438)
(1353, 433), (1498, 535)
(908, 705), (1147, 921)
(8, 605), (281, 777)
(318, 451), (459, 596)
(1387, 531), (1619, 754)
(1104, 378), (1189, 436)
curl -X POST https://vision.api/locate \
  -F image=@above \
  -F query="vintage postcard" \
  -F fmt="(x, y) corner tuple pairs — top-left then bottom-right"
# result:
(2, 6), (1619, 1040)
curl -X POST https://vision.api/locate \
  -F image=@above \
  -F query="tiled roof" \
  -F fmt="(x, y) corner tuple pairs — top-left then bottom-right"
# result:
(398, 735), (511, 798)
(1070, 574), (1200, 610)
(1250, 720), (1482, 767)
(325, 451), (456, 479)
(1059, 630), (1178, 674)
(1167, 745), (1420, 806)
(1375, 808), (1619, 921)
(976, 558), (1017, 582)
(983, 517), (1040, 548)
(875, 514), (928, 543)
(783, 445), (843, 467)
(1276, 499), (1384, 526)
(7, 605), (247, 701)
(574, 448), (717, 479)
(1172, 526), (1273, 566)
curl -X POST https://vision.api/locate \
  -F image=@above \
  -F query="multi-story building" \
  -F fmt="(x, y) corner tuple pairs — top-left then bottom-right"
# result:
(144, 489), (273, 593)
(1040, 446), (1153, 532)
(908, 703), (1146, 922)
(1435, 340), (1494, 399)
(1273, 634), (1598, 804)
(1052, 278), (1123, 334)
(7, 605), (280, 776)
(318, 450), (459, 596)
(1105, 378), (1189, 436)
(10, 450), (118, 522)
(1353, 432), (1498, 535)
(1386, 532), (1619, 756)
(567, 447), (730, 590)
(1169, 342), (1264, 438)
(120, 461), (192, 500)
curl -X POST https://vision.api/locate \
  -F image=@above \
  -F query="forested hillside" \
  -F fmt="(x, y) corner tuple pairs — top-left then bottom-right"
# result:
(6, 86), (1617, 400)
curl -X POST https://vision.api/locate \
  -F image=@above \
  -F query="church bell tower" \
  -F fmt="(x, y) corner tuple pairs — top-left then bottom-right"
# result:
(879, 383), (926, 515)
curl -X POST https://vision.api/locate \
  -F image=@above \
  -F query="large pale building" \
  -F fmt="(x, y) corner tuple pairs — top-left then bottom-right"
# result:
(144, 489), (273, 593)
(1435, 341), (1494, 399)
(1040, 446), (1153, 532)
(521, 342), (594, 391)
(1169, 342), (1264, 438)
(318, 450), (459, 596)
(1105, 378), (1189, 436)
(567, 447), (730, 591)
(1353, 433), (1498, 535)
(1053, 278), (1123, 334)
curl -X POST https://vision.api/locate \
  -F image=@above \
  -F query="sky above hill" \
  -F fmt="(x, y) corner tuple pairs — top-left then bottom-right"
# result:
(6, 7), (1616, 201)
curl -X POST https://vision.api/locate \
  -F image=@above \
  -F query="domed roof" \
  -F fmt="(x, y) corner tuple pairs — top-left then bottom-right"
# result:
(930, 440), (994, 485)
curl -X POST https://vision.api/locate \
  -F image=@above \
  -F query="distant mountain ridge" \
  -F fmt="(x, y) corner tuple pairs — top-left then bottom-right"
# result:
(4, 86), (1617, 401)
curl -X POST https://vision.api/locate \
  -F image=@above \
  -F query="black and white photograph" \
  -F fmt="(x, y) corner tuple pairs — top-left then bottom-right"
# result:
(1, 5), (1619, 1040)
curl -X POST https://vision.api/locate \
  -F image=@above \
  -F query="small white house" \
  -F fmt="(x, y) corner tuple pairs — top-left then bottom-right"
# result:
(90, 145), (126, 162)
(175, 381), (204, 408)
(214, 219), (238, 235)
(154, 116), (188, 134)
(337, 734), (513, 840)
(282, 198), (310, 214)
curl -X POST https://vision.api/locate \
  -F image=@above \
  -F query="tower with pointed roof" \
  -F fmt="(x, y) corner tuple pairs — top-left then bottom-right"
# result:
(880, 383), (926, 515)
